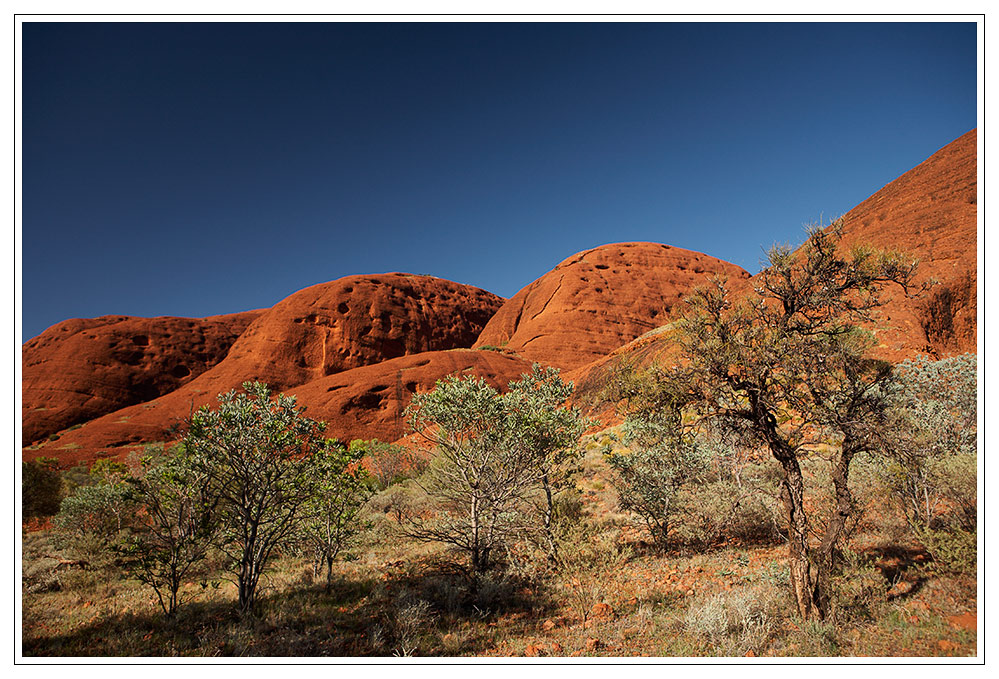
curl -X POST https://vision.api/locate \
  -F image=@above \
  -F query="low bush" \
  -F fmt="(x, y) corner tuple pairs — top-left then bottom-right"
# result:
(916, 525), (977, 575)
(684, 584), (788, 656)
(22, 458), (63, 519)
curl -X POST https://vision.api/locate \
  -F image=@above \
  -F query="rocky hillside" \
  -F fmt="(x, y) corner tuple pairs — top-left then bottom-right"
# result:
(568, 130), (978, 404)
(22, 131), (976, 466)
(474, 242), (751, 370)
(836, 129), (977, 360)
(21, 311), (262, 445)
(23, 274), (504, 462)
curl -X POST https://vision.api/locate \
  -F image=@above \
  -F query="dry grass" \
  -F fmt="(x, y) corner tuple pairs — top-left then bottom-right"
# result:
(21, 435), (978, 658)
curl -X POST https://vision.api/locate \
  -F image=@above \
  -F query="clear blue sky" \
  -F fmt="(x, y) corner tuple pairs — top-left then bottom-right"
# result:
(21, 21), (977, 341)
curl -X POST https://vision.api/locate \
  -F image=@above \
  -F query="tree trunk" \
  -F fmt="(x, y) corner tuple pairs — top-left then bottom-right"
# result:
(470, 496), (481, 575)
(541, 473), (560, 564)
(773, 445), (822, 621)
(325, 554), (334, 593)
(814, 442), (857, 616)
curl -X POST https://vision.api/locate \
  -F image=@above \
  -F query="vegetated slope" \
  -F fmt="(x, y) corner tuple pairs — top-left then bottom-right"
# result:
(24, 274), (505, 465)
(473, 242), (751, 371)
(289, 349), (536, 444)
(569, 129), (978, 408)
(21, 311), (262, 446)
(835, 129), (977, 360)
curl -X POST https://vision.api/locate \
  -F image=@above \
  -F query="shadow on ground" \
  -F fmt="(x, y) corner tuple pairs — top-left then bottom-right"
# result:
(22, 564), (556, 657)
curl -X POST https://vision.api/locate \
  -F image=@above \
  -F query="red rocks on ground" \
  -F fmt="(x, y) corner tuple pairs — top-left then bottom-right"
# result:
(947, 612), (977, 632)
(588, 602), (616, 623)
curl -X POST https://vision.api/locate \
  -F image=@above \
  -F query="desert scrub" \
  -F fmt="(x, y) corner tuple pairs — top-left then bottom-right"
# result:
(684, 584), (788, 656)
(22, 531), (64, 594)
(916, 526), (977, 575)
(824, 548), (887, 623)
(389, 590), (437, 656)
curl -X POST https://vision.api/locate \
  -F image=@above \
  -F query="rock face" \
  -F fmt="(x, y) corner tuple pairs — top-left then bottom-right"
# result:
(474, 242), (751, 370)
(23, 274), (505, 465)
(26, 350), (534, 467)
(836, 129), (977, 359)
(289, 349), (536, 444)
(210, 273), (503, 390)
(21, 311), (262, 445)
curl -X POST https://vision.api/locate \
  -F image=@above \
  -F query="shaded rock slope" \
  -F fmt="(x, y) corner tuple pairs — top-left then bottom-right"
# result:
(21, 311), (262, 445)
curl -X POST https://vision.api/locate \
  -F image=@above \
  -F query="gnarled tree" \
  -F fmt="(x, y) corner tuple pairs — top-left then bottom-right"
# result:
(673, 221), (917, 620)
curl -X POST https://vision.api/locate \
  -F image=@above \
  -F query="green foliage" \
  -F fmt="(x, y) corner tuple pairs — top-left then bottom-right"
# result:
(402, 365), (588, 574)
(299, 441), (372, 590)
(184, 381), (330, 612)
(876, 354), (977, 531)
(915, 526), (977, 575)
(505, 364), (589, 561)
(117, 446), (218, 616)
(605, 413), (707, 549)
(623, 222), (917, 620)
(89, 458), (130, 485)
(22, 457), (63, 519)
(53, 468), (137, 565)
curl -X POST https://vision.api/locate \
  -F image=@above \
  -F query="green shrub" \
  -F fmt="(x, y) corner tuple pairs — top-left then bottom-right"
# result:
(877, 354), (977, 531)
(916, 525), (977, 575)
(605, 412), (707, 549)
(22, 457), (63, 518)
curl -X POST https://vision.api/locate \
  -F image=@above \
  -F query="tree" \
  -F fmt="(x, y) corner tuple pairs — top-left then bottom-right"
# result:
(349, 438), (427, 490)
(666, 221), (917, 620)
(403, 374), (531, 575)
(401, 367), (586, 576)
(22, 457), (63, 519)
(54, 466), (136, 546)
(503, 365), (588, 562)
(606, 407), (707, 549)
(299, 442), (372, 591)
(184, 381), (328, 613)
(118, 446), (218, 617)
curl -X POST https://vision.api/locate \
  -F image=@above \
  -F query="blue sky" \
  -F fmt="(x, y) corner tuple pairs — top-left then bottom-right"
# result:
(21, 21), (977, 341)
